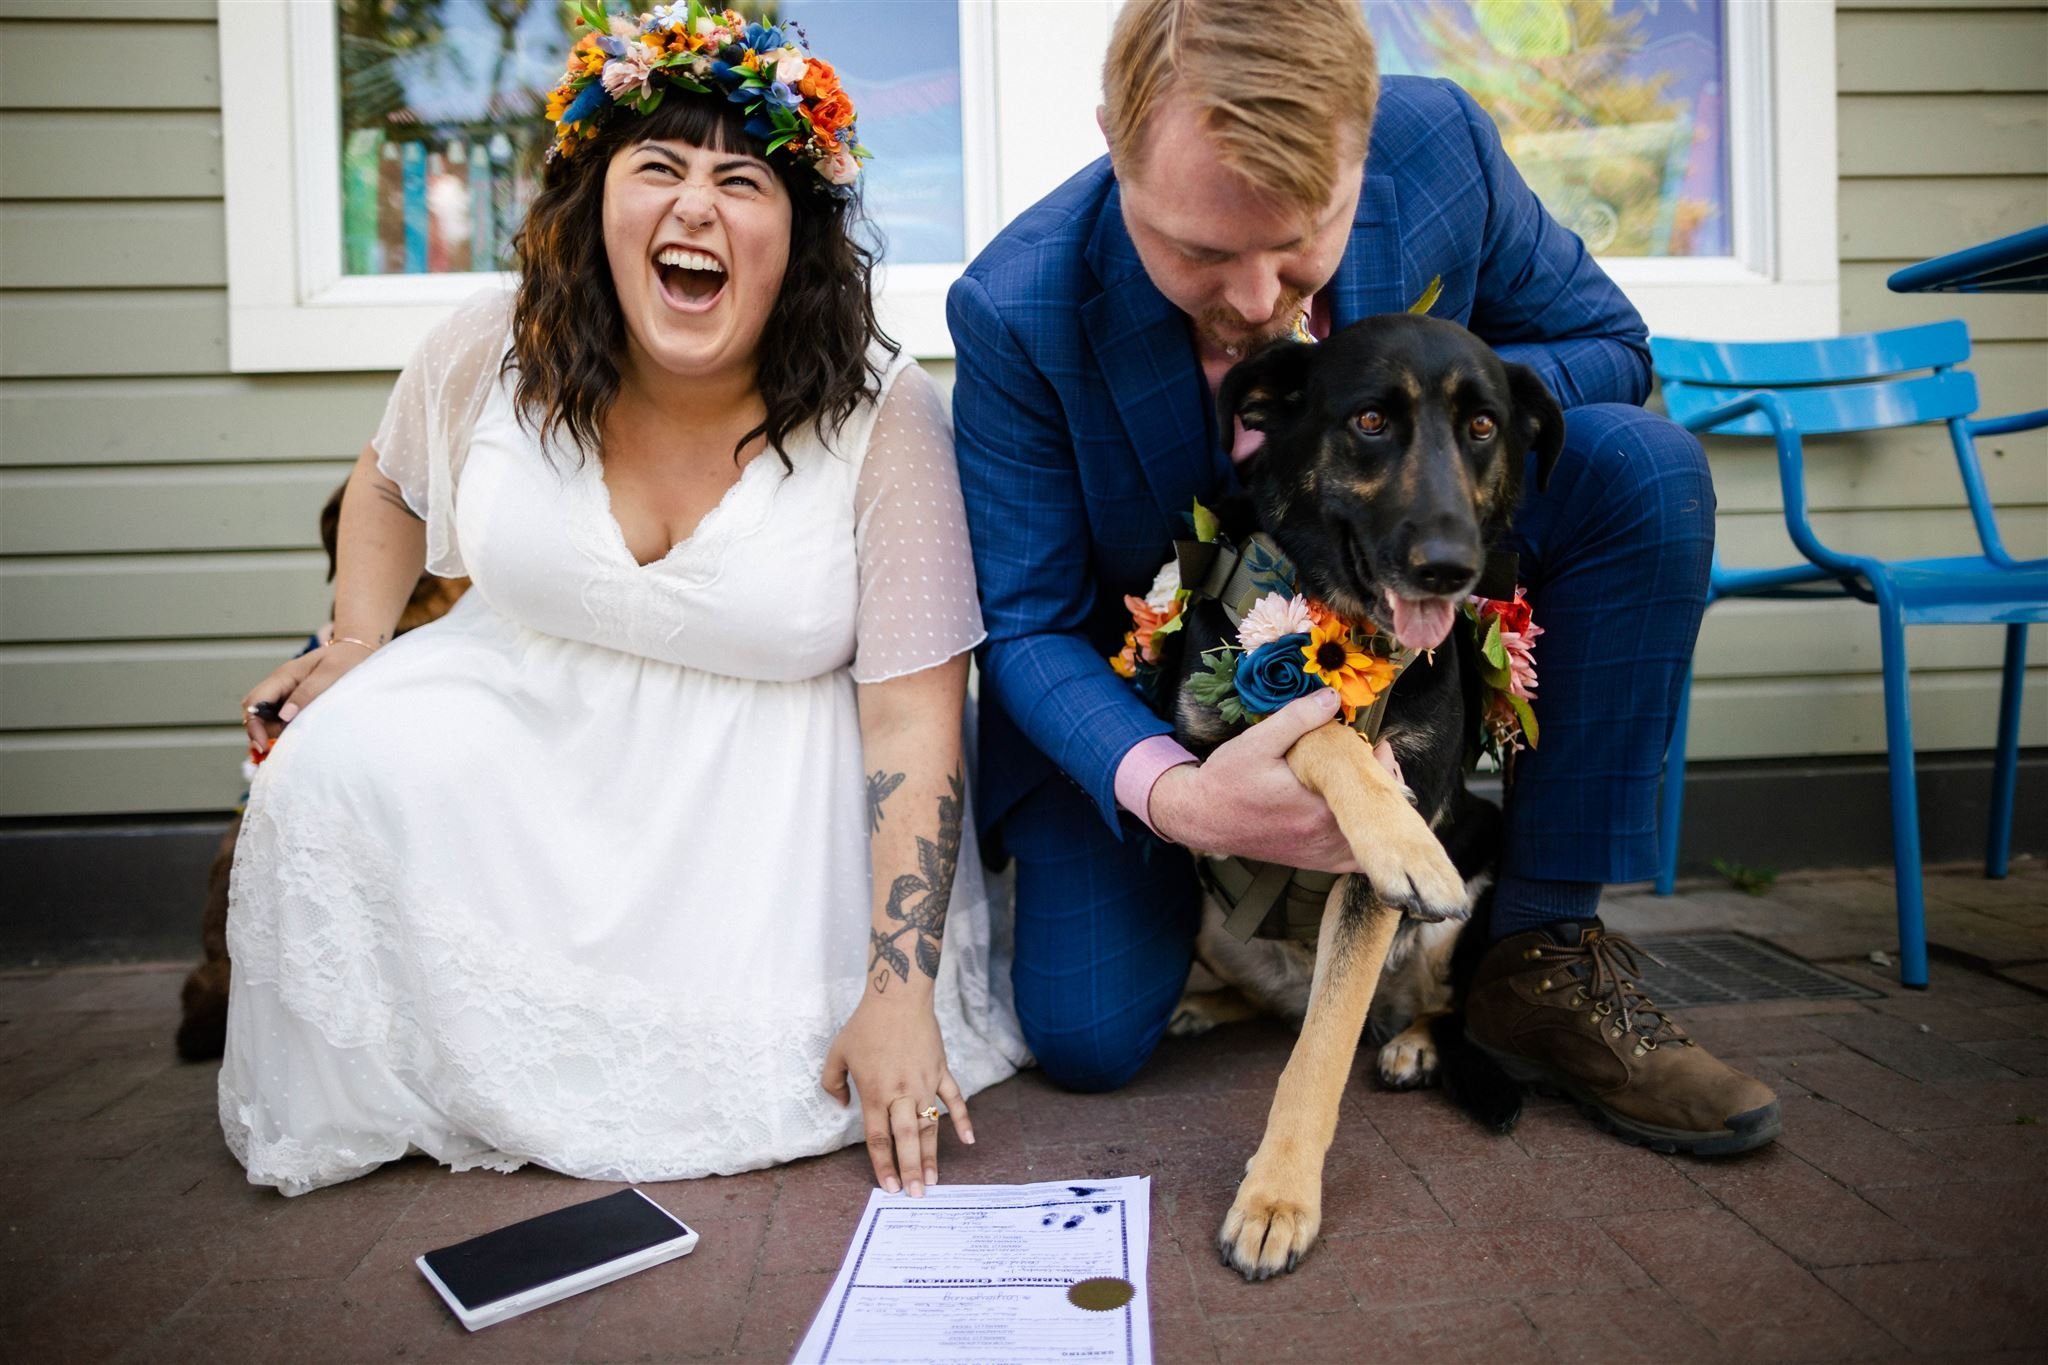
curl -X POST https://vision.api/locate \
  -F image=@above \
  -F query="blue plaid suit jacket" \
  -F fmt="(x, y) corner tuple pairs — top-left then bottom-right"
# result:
(948, 77), (1652, 839)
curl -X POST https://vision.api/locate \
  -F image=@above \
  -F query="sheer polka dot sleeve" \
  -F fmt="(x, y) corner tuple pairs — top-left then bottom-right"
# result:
(850, 362), (987, 684)
(370, 286), (514, 579)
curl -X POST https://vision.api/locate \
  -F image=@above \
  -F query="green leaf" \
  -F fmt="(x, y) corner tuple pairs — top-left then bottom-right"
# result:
(1191, 499), (1220, 544)
(1149, 608), (1187, 643)
(765, 132), (794, 154)
(1219, 695), (1248, 727)
(1407, 275), (1443, 316)
(1481, 616), (1508, 670)
(1241, 539), (1297, 599)
(1506, 693), (1538, 748)
(579, 1), (609, 34)
(1184, 652), (1237, 707)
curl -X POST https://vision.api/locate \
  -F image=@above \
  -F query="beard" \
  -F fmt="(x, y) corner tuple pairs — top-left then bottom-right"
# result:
(1193, 288), (1309, 356)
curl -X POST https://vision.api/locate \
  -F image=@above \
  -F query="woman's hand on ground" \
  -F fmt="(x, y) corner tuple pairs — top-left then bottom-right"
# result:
(240, 641), (372, 753)
(820, 996), (973, 1196)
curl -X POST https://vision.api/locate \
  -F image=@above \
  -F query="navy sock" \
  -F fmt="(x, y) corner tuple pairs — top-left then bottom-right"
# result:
(1490, 876), (1602, 941)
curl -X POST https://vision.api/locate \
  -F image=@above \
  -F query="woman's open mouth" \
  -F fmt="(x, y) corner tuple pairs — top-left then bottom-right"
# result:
(654, 247), (727, 312)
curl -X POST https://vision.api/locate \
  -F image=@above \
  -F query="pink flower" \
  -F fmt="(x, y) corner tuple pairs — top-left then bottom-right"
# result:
(1500, 619), (1542, 699)
(1236, 592), (1314, 652)
(819, 147), (861, 186)
(600, 42), (658, 100)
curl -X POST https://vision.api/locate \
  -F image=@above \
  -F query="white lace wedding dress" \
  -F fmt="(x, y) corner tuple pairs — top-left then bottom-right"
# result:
(218, 289), (1028, 1196)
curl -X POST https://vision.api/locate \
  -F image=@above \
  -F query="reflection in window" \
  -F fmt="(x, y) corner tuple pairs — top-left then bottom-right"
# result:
(336, 0), (965, 277)
(1363, 0), (1730, 258)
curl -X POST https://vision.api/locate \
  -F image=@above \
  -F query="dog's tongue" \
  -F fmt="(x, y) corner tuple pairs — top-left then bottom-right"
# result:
(1386, 591), (1458, 651)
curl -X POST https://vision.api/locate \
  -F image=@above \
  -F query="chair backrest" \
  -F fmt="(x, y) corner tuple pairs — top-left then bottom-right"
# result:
(1652, 321), (1980, 437)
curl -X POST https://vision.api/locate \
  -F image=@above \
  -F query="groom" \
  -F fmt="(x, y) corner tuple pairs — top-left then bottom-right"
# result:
(949, 0), (1778, 1152)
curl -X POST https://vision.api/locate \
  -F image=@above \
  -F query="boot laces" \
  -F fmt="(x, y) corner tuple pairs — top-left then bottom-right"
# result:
(1529, 929), (1689, 1047)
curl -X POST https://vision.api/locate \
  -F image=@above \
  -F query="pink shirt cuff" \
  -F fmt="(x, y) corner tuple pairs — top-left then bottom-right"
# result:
(1114, 734), (1199, 838)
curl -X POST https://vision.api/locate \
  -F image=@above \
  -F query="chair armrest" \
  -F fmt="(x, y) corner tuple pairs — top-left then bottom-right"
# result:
(1969, 408), (2048, 438)
(1673, 389), (1870, 581)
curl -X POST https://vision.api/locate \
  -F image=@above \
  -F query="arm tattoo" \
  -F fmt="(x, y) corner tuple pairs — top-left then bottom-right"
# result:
(866, 770), (965, 989)
(865, 769), (905, 836)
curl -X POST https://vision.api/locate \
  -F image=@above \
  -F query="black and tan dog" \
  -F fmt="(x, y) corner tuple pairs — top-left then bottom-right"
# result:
(175, 483), (468, 1062)
(1155, 312), (1562, 1279)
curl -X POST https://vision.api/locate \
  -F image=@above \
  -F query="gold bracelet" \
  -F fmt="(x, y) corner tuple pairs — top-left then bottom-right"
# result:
(327, 634), (380, 654)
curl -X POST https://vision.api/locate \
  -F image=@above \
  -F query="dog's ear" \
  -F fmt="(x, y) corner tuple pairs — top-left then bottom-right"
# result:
(1504, 363), (1565, 490)
(1216, 339), (1317, 440)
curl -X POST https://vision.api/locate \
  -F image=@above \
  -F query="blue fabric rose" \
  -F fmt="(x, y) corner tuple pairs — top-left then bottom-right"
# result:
(1234, 633), (1321, 716)
(764, 81), (802, 110)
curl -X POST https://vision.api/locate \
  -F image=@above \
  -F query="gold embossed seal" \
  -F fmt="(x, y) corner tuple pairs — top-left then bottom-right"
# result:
(1066, 1277), (1136, 1312)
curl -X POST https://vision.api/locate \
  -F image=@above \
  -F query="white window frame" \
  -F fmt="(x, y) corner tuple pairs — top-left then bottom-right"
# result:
(219, 0), (1834, 373)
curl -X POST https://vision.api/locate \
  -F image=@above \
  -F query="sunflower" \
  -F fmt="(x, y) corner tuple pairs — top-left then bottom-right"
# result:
(1301, 622), (1398, 722)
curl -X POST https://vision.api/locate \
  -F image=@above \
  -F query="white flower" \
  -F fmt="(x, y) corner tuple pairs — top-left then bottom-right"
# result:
(1235, 592), (1313, 652)
(772, 46), (808, 84)
(819, 147), (861, 186)
(648, 4), (682, 29)
(1143, 559), (1181, 613)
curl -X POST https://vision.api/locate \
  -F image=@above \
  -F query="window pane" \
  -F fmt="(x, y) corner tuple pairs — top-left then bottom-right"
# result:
(336, 0), (966, 276)
(780, 1), (966, 265)
(337, 0), (574, 275)
(1363, 0), (1731, 258)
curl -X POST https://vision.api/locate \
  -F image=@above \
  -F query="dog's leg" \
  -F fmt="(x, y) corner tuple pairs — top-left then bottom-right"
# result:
(1219, 876), (1399, 1278)
(1286, 723), (1466, 921)
(1170, 988), (1261, 1037)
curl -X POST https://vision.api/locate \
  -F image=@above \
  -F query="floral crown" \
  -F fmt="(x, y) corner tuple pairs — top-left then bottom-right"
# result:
(545, 2), (867, 196)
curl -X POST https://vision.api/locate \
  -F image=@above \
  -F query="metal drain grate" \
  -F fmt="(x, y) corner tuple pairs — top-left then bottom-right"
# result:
(1627, 934), (1882, 1009)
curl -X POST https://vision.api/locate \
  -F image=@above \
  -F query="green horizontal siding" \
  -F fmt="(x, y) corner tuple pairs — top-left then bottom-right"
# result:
(0, 551), (331, 642)
(1836, 9), (2048, 93)
(0, 463), (350, 553)
(0, 375), (392, 465)
(0, 1), (2043, 818)
(0, 20), (219, 109)
(0, 290), (228, 377)
(0, 112), (222, 199)
(0, 638), (307, 729)
(1838, 94), (2048, 177)
(0, 203), (227, 289)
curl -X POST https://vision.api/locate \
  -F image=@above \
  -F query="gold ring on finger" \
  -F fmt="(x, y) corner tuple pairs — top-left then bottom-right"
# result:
(918, 1104), (940, 1124)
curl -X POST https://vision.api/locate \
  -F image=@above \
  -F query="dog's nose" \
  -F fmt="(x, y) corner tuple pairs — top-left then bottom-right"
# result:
(1407, 538), (1480, 595)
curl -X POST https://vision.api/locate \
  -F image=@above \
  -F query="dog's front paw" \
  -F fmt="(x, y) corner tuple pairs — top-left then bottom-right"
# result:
(1356, 822), (1467, 923)
(1376, 1023), (1439, 1090)
(1216, 1144), (1322, 1280)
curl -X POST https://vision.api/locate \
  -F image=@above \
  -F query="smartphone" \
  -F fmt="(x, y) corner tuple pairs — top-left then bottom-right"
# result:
(415, 1188), (699, 1331)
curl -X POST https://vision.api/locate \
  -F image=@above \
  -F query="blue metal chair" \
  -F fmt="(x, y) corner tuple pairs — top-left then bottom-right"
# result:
(1650, 320), (2047, 988)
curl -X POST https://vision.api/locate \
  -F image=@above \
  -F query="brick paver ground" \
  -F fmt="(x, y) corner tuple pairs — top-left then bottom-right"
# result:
(3, 861), (2043, 1363)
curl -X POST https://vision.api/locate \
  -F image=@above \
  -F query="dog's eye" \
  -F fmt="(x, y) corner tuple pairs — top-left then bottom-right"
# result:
(1356, 410), (1387, 436)
(1470, 415), (1498, 441)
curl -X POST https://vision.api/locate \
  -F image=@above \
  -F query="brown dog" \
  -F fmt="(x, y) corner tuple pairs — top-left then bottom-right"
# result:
(1153, 315), (1561, 1278)
(174, 483), (467, 1062)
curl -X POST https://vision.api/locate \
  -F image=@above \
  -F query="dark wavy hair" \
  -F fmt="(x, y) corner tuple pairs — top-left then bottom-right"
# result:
(507, 92), (894, 469)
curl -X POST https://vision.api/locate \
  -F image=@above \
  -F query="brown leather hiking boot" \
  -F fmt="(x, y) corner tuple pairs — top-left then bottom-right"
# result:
(1464, 921), (1781, 1155)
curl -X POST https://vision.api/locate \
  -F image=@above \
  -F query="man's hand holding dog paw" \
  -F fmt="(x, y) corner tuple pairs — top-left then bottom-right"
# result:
(1148, 691), (1400, 874)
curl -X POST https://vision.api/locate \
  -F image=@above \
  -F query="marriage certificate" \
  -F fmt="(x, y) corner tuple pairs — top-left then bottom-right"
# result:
(790, 1176), (1154, 1365)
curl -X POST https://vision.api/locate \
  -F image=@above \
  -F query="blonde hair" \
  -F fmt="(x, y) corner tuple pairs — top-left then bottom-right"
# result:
(1102, 0), (1378, 213)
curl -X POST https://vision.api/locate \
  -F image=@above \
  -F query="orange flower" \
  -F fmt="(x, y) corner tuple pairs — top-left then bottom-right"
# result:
(1110, 632), (1140, 679)
(1122, 593), (1182, 665)
(1301, 622), (1397, 722)
(798, 57), (840, 100)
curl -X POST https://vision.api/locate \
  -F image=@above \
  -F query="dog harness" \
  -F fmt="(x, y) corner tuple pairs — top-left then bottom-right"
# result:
(1175, 531), (1519, 943)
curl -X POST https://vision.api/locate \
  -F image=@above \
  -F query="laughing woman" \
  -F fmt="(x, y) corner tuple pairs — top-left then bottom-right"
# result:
(220, 10), (1025, 1197)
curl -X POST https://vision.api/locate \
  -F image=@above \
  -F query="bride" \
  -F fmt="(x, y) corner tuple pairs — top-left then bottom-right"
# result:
(220, 8), (1026, 1198)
